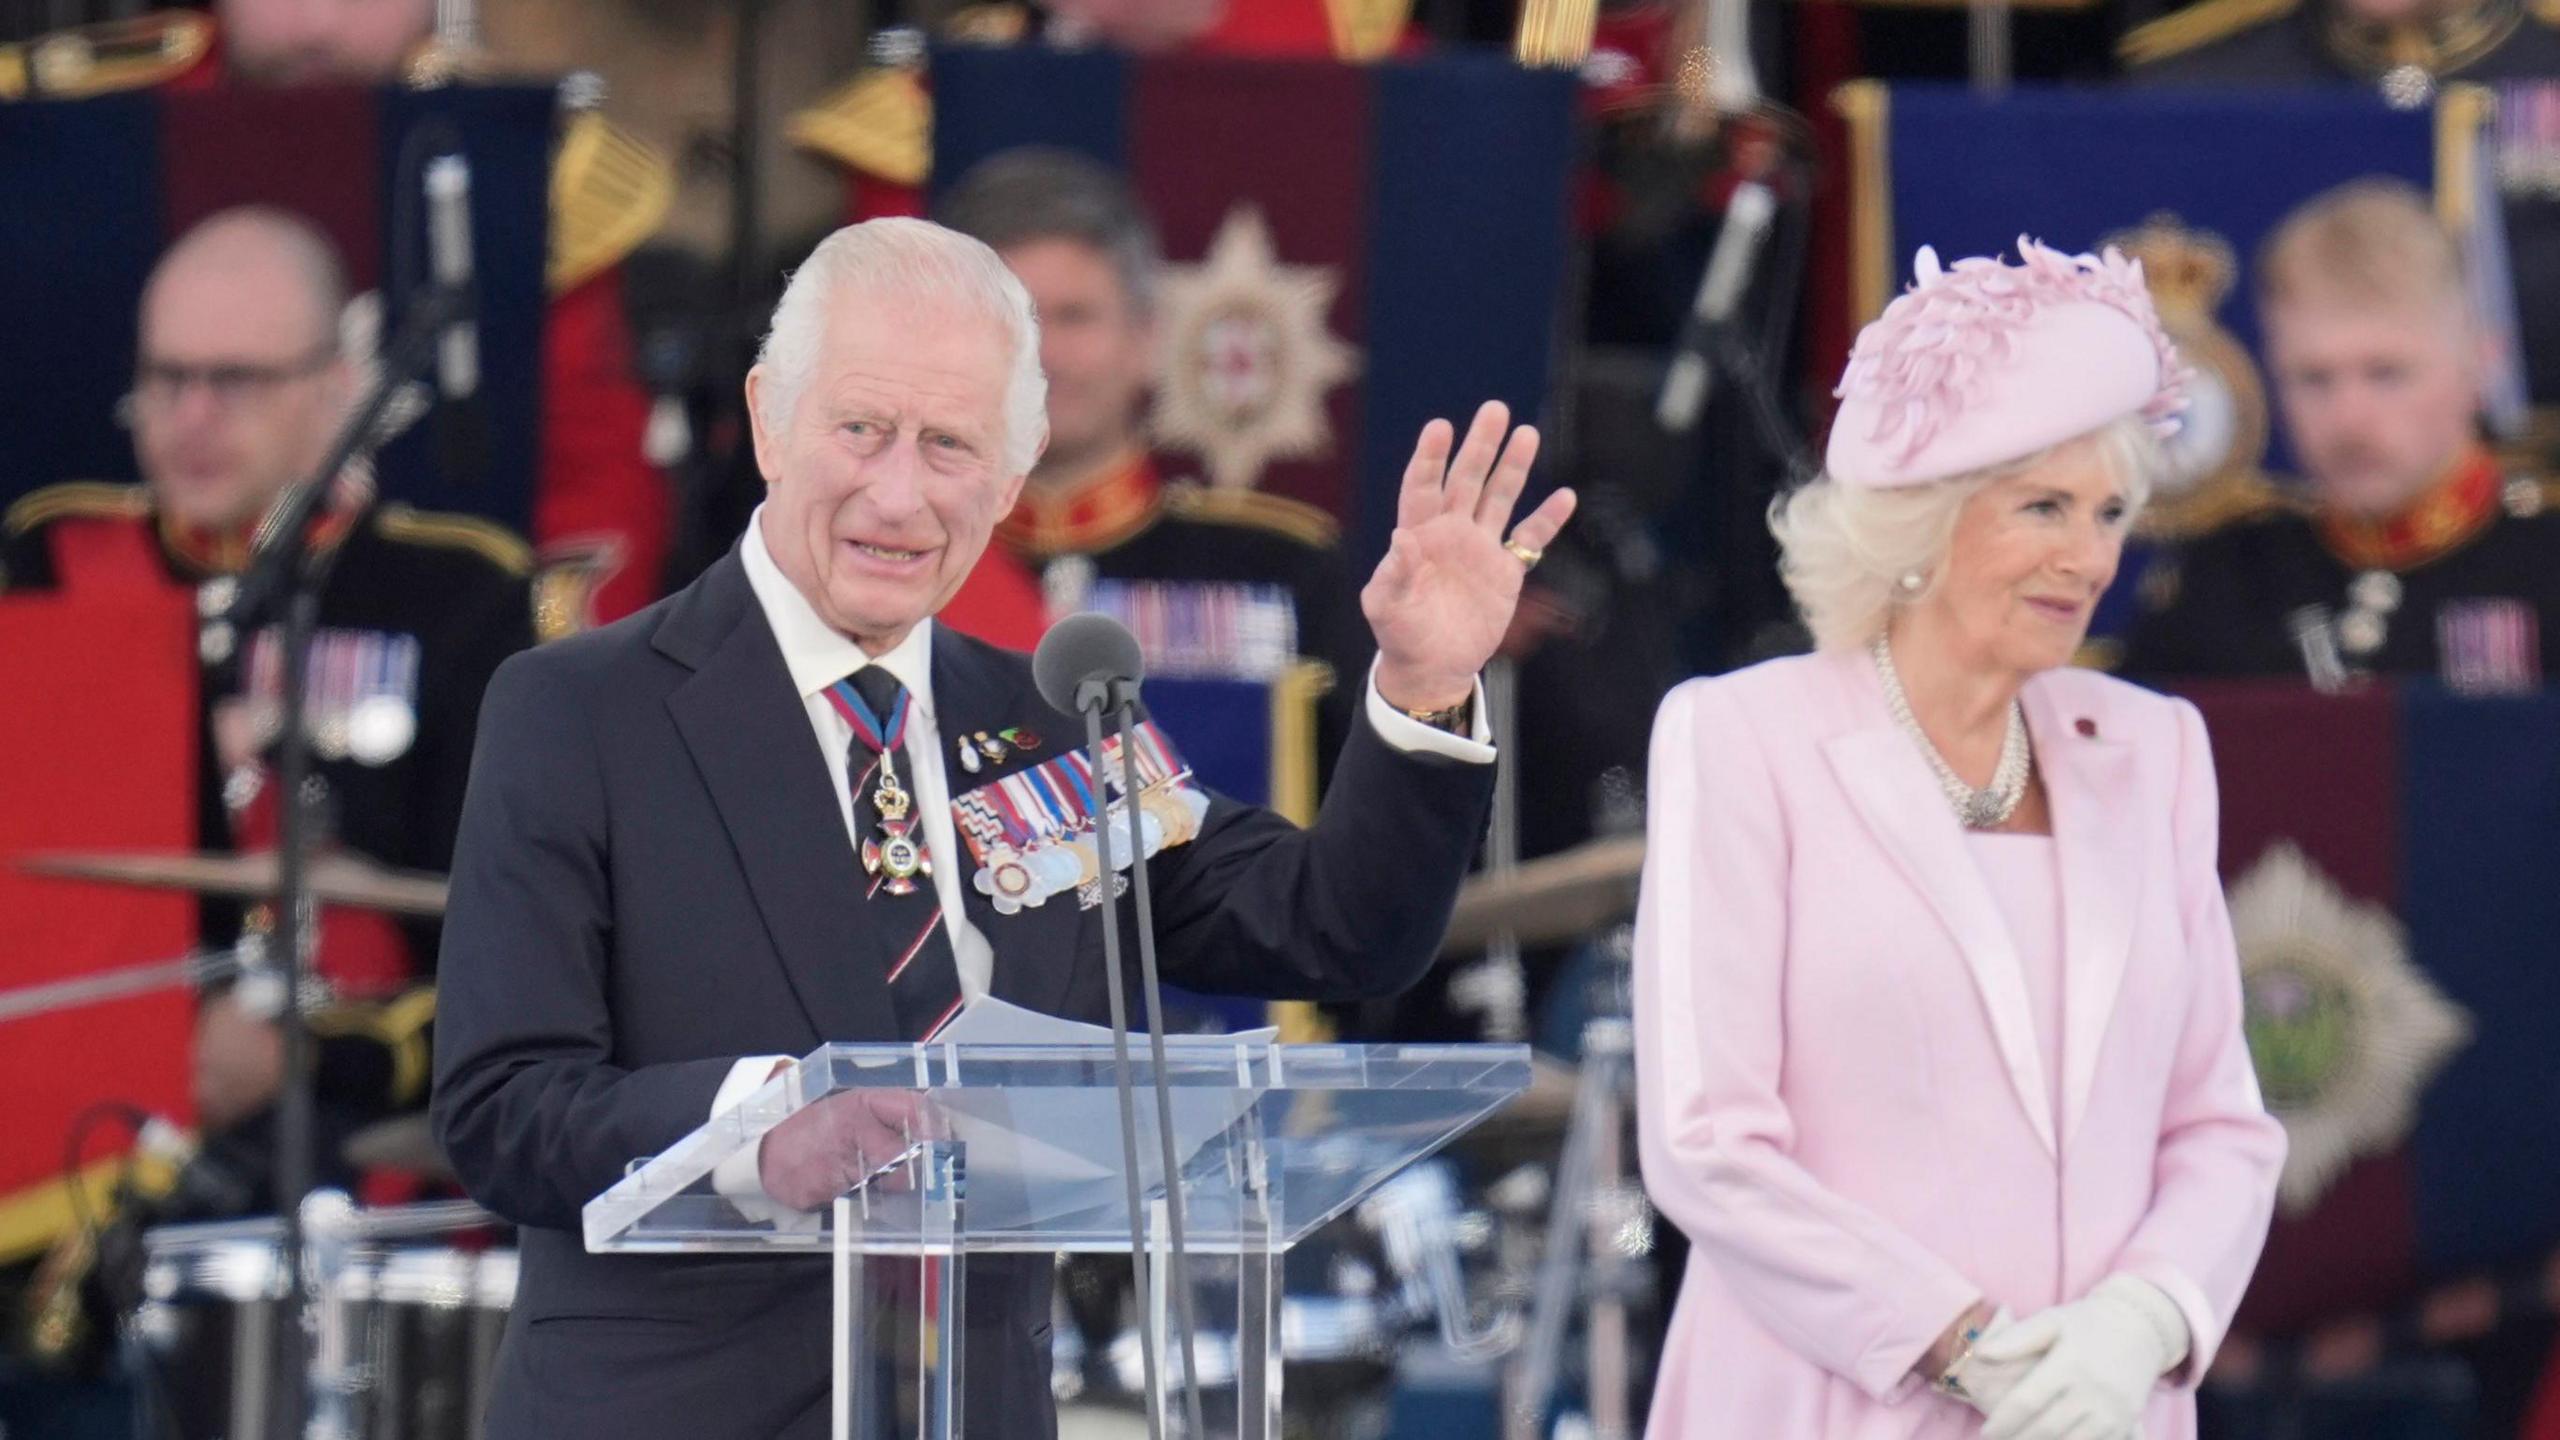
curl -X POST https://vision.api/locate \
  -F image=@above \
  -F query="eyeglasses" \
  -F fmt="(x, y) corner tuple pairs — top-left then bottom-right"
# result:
(125, 345), (337, 418)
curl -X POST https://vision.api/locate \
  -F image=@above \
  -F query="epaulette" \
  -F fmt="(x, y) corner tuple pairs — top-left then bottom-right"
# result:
(4, 482), (146, 537)
(2119, 0), (2299, 64)
(947, 3), (1033, 42)
(2144, 468), (2306, 543)
(2202, 477), (2305, 531)
(307, 988), (437, 1110)
(788, 69), (930, 185)
(0, 13), (212, 101)
(1161, 482), (1342, 550)
(1327, 0), (1416, 59)
(549, 112), (674, 297)
(2074, 636), (2126, 673)
(373, 503), (534, 577)
(2536, 0), (2558, 27)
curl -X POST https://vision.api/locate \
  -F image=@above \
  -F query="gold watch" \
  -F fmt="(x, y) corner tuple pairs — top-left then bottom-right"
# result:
(1399, 695), (1475, 735)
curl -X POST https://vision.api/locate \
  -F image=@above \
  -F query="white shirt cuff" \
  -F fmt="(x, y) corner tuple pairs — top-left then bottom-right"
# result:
(710, 1054), (809, 1229)
(1363, 659), (1495, 764)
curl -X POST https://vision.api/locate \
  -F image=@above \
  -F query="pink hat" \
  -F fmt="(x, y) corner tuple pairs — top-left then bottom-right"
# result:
(1825, 236), (2190, 489)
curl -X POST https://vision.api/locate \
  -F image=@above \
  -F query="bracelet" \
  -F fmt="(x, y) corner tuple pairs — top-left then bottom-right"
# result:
(1934, 1322), (1987, 1401)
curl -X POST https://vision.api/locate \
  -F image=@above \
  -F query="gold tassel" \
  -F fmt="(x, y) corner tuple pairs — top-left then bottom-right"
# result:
(1515, 0), (1600, 67)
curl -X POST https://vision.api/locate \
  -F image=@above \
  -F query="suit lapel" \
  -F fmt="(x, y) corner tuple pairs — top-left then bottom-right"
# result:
(659, 553), (895, 1044)
(1818, 656), (2057, 1157)
(931, 631), (1086, 1019)
(2022, 681), (2143, 1151)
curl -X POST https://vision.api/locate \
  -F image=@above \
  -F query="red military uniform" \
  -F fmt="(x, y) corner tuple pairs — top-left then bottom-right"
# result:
(0, 10), (677, 629)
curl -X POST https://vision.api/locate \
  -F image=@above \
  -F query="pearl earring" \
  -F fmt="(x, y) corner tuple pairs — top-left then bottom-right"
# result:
(1898, 571), (1926, 594)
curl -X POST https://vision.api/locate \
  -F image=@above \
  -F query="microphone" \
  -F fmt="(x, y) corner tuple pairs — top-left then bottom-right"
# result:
(1029, 612), (1206, 1440)
(425, 155), (479, 402)
(1656, 179), (1778, 433)
(424, 153), (490, 483)
(1033, 611), (1146, 716)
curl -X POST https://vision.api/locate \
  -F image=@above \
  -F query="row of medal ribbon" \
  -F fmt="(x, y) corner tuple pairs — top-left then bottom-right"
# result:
(950, 719), (1211, 914)
(234, 625), (423, 767)
(1040, 567), (1301, 683)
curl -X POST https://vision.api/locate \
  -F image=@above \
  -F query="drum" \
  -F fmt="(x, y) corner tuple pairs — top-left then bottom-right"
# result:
(335, 1246), (518, 1440)
(130, 1222), (515, 1440)
(130, 1234), (292, 1440)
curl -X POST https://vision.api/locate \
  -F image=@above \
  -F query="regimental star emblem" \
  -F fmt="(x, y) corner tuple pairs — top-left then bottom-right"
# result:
(2229, 841), (2471, 1215)
(1149, 205), (1361, 492)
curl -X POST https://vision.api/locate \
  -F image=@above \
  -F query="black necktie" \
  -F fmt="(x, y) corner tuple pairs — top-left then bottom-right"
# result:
(840, 664), (965, 1040)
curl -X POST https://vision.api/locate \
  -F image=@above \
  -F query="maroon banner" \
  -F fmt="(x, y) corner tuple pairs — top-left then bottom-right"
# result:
(159, 86), (384, 292)
(1128, 57), (1374, 523)
(2184, 681), (2411, 1333)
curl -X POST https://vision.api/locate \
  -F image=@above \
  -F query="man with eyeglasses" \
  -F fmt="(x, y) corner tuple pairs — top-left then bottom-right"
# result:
(0, 0), (677, 629)
(2, 208), (533, 1262)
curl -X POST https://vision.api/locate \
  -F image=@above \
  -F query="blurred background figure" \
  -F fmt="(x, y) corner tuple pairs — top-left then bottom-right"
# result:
(0, 208), (533, 1435)
(935, 145), (1371, 758)
(1, 0), (679, 628)
(2124, 179), (2560, 690)
(2121, 0), (2560, 96)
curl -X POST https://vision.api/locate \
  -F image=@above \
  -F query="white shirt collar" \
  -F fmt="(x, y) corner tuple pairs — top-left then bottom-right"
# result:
(740, 506), (936, 717)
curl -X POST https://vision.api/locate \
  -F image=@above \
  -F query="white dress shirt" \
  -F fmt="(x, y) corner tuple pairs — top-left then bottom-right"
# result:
(741, 512), (997, 997)
(713, 506), (1495, 1200)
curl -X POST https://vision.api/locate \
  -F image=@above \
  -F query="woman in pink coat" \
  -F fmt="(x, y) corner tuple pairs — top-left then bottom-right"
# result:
(1633, 239), (2286, 1440)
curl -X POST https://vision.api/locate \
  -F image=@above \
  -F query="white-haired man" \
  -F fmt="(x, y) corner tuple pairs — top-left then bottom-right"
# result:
(430, 217), (1573, 1439)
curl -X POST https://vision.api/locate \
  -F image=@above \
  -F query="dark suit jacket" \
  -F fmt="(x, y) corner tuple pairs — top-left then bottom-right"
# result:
(429, 548), (1495, 1439)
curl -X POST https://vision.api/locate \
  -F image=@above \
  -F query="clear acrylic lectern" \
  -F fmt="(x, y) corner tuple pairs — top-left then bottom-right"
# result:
(583, 1039), (1528, 1439)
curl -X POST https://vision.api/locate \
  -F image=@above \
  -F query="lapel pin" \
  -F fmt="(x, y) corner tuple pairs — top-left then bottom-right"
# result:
(956, 735), (983, 774)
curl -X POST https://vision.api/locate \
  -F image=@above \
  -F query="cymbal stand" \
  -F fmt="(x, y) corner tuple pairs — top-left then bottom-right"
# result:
(1504, 927), (1649, 1440)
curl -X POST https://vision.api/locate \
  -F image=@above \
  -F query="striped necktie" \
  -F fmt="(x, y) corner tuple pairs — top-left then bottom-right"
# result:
(827, 664), (964, 1041)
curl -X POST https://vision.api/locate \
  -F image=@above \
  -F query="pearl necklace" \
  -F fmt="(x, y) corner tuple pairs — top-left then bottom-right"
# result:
(1870, 635), (2032, 829)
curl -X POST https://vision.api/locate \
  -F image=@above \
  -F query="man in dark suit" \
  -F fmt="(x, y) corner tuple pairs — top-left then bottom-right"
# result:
(429, 215), (1575, 1439)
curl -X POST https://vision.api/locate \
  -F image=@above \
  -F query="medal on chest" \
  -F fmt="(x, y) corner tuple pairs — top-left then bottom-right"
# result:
(861, 756), (933, 896)
(827, 674), (934, 899)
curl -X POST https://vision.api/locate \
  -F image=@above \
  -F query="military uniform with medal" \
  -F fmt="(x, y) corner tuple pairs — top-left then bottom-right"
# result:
(3, 481), (538, 1130)
(2121, 445), (2560, 687)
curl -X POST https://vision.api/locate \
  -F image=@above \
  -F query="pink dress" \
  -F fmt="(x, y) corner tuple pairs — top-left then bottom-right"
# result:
(1968, 831), (2068, 1315)
(1633, 651), (2285, 1440)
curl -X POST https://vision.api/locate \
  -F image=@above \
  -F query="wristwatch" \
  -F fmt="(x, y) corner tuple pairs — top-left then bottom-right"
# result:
(1399, 695), (1475, 735)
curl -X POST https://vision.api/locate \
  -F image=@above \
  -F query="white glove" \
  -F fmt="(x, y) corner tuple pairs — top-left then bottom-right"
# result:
(1978, 1275), (2191, 1440)
(1942, 1309), (2038, 1417)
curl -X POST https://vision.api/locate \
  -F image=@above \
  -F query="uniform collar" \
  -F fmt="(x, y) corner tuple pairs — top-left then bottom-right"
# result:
(996, 445), (1163, 559)
(153, 476), (367, 580)
(2316, 444), (2504, 573)
(740, 506), (936, 717)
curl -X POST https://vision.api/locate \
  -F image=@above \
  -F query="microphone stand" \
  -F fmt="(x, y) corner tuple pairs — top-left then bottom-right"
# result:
(1112, 701), (1208, 1440)
(1075, 680), (1206, 1439)
(214, 278), (465, 1440)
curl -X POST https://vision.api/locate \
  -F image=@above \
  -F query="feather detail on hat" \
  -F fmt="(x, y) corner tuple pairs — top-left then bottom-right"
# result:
(1836, 236), (2192, 469)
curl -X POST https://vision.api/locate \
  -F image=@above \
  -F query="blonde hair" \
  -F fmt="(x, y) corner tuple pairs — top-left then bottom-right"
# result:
(1772, 415), (2165, 652)
(2257, 178), (2466, 320)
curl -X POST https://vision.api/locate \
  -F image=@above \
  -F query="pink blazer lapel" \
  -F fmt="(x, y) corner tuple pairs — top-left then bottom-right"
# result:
(1823, 714), (2061, 1160)
(2021, 680), (2144, 1152)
